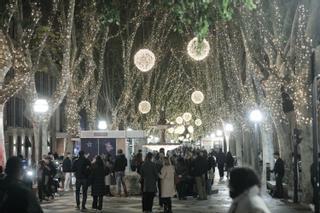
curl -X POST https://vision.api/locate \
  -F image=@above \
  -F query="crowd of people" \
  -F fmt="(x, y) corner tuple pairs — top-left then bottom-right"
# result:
(0, 146), (288, 213)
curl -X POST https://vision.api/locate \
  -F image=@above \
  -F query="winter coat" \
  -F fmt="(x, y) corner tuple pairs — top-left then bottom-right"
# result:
(159, 165), (176, 198)
(114, 154), (127, 172)
(273, 158), (285, 178)
(91, 165), (107, 196)
(62, 157), (72, 172)
(216, 152), (226, 166)
(226, 154), (235, 169)
(228, 186), (271, 213)
(140, 160), (159, 193)
(72, 156), (91, 179)
(0, 177), (43, 213)
(191, 156), (208, 177)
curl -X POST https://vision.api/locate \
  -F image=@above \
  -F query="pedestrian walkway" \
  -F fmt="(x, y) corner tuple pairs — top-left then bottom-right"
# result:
(41, 178), (312, 213)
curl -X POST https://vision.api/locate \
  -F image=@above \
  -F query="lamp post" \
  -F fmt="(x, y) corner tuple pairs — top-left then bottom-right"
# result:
(33, 99), (48, 163)
(249, 109), (263, 172)
(98, 120), (107, 130)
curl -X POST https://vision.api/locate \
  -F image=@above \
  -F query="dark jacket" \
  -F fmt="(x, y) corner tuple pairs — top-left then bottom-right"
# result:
(226, 154), (235, 169)
(208, 156), (216, 172)
(191, 156), (208, 177)
(62, 157), (72, 172)
(140, 160), (159, 192)
(72, 156), (91, 179)
(274, 158), (285, 178)
(114, 154), (127, 172)
(91, 164), (107, 196)
(0, 177), (43, 213)
(216, 152), (226, 165)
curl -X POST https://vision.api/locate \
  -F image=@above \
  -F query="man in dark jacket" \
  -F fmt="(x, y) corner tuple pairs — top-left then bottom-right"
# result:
(140, 152), (159, 213)
(62, 152), (72, 191)
(114, 149), (128, 196)
(273, 152), (285, 198)
(72, 150), (91, 210)
(191, 151), (208, 200)
(0, 157), (43, 213)
(216, 149), (226, 181)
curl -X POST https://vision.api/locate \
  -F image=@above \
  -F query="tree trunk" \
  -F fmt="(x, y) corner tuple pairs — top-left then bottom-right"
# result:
(0, 105), (6, 167)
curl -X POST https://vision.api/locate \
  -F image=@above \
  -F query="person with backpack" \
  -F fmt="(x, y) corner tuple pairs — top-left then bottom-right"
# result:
(0, 156), (43, 213)
(72, 150), (91, 211)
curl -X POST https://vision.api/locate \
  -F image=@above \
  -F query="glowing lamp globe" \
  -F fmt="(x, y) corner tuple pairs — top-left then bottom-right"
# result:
(174, 125), (186, 135)
(195, 119), (202, 126)
(134, 49), (156, 72)
(178, 136), (185, 141)
(187, 37), (210, 61)
(176, 116), (183, 124)
(249, 109), (263, 123)
(225, 123), (234, 132)
(138, 101), (151, 114)
(167, 127), (175, 134)
(33, 99), (49, 113)
(183, 112), (192, 122)
(98, 120), (107, 130)
(216, 129), (223, 137)
(191, 90), (204, 104)
(187, 125), (194, 134)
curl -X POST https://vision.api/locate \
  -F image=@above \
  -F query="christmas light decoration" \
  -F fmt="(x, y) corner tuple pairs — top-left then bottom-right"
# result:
(191, 90), (204, 104)
(176, 116), (183, 124)
(167, 127), (174, 134)
(195, 119), (202, 126)
(187, 125), (194, 134)
(187, 37), (210, 61)
(98, 120), (107, 130)
(183, 112), (192, 122)
(134, 49), (156, 72)
(174, 125), (185, 135)
(138, 100), (151, 114)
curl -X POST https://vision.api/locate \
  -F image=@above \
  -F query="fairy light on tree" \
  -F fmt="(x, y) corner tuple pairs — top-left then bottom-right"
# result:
(187, 37), (210, 61)
(134, 49), (156, 72)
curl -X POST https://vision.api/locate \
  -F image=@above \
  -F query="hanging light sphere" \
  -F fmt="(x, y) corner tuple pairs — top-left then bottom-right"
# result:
(187, 37), (210, 61)
(138, 100), (151, 114)
(134, 49), (156, 72)
(174, 125), (186, 135)
(191, 90), (204, 104)
(183, 112), (192, 122)
(187, 125), (194, 134)
(195, 119), (202, 126)
(176, 116), (184, 124)
(178, 136), (185, 141)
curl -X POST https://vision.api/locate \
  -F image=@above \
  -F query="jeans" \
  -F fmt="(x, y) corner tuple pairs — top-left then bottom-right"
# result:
(142, 192), (155, 212)
(116, 171), (127, 195)
(75, 179), (88, 208)
(162, 197), (172, 213)
(195, 175), (207, 200)
(64, 172), (71, 191)
(218, 164), (224, 178)
(92, 195), (103, 210)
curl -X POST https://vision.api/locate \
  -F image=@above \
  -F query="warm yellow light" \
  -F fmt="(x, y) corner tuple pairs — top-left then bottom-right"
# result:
(183, 112), (192, 122)
(187, 37), (210, 61)
(138, 100), (151, 114)
(191, 90), (204, 104)
(134, 49), (156, 72)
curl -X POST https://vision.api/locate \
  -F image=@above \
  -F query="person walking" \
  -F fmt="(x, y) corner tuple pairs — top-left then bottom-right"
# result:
(228, 167), (270, 213)
(135, 149), (143, 174)
(0, 157), (43, 213)
(90, 156), (107, 212)
(216, 149), (226, 181)
(140, 152), (159, 213)
(191, 151), (208, 200)
(114, 149), (128, 196)
(62, 152), (73, 191)
(159, 157), (176, 213)
(72, 150), (91, 211)
(175, 157), (188, 200)
(37, 160), (50, 202)
(272, 152), (285, 198)
(225, 152), (235, 179)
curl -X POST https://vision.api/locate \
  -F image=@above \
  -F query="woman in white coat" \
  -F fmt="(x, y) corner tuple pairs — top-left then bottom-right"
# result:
(228, 167), (271, 213)
(159, 157), (176, 213)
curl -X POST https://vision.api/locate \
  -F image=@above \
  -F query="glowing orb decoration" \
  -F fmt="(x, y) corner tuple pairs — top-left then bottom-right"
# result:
(138, 100), (151, 114)
(187, 125), (194, 134)
(134, 49), (156, 72)
(195, 119), (202, 126)
(183, 112), (192, 122)
(187, 37), (210, 61)
(178, 136), (185, 141)
(176, 116), (183, 124)
(174, 125), (186, 135)
(167, 127), (175, 134)
(191, 90), (204, 104)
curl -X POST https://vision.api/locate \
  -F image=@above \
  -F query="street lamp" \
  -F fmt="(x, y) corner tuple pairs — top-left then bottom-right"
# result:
(224, 123), (234, 152)
(33, 99), (48, 163)
(249, 109), (263, 173)
(98, 120), (107, 130)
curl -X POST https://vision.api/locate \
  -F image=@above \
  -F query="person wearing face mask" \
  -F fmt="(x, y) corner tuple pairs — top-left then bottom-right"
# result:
(0, 157), (43, 213)
(228, 167), (270, 213)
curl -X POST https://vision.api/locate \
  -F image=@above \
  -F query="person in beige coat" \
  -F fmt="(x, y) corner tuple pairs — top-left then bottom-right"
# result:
(228, 167), (271, 213)
(159, 157), (176, 213)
